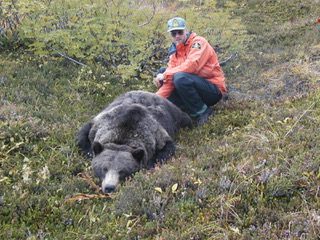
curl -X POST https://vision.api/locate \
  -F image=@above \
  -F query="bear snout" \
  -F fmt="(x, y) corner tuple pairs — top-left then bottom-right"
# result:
(103, 184), (116, 193)
(102, 169), (119, 194)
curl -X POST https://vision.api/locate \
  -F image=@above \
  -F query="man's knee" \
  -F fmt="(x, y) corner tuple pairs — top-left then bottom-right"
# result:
(173, 72), (192, 87)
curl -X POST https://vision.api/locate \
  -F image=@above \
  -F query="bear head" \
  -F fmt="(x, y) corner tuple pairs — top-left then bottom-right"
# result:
(91, 142), (146, 193)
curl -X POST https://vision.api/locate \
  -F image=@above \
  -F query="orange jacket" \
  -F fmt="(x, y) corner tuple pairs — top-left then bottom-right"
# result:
(156, 32), (227, 98)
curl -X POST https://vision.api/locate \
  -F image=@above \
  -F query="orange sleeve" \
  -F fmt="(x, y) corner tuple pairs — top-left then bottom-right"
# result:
(164, 38), (211, 80)
(156, 54), (177, 98)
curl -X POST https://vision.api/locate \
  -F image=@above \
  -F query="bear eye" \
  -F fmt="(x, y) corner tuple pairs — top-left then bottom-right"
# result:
(132, 148), (144, 162)
(103, 167), (108, 173)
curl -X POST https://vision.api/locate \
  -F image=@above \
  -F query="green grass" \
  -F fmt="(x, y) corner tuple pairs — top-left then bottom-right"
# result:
(1, 0), (320, 239)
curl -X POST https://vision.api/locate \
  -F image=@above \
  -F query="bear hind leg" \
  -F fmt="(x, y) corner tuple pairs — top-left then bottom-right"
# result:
(154, 141), (176, 165)
(180, 113), (193, 129)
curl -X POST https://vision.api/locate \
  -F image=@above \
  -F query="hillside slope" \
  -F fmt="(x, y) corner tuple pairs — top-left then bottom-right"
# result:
(0, 0), (319, 239)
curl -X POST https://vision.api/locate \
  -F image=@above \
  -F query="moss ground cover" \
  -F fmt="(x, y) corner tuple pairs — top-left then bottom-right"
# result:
(1, 0), (319, 239)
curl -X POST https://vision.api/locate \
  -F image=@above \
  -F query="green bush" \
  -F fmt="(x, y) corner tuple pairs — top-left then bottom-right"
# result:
(1, 0), (247, 85)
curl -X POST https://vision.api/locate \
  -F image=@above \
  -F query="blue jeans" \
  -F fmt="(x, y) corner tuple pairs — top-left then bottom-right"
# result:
(158, 68), (222, 117)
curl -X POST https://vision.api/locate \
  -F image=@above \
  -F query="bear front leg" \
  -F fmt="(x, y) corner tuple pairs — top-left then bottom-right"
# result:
(154, 141), (176, 164)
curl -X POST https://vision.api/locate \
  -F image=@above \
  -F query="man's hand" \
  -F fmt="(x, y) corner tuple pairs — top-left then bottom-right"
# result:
(153, 73), (164, 88)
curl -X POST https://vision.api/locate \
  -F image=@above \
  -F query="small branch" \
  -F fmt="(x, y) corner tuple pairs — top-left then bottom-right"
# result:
(50, 47), (87, 67)
(283, 101), (316, 138)
(219, 52), (238, 66)
(138, 3), (156, 27)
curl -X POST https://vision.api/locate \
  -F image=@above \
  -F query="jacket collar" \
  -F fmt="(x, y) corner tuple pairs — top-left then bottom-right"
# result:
(184, 32), (196, 46)
(168, 32), (196, 56)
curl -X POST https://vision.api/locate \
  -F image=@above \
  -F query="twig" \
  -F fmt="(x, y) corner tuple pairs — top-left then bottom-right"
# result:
(64, 193), (111, 204)
(219, 52), (238, 66)
(50, 47), (87, 67)
(77, 172), (101, 193)
(284, 101), (316, 138)
(6, 142), (24, 154)
(138, 3), (156, 27)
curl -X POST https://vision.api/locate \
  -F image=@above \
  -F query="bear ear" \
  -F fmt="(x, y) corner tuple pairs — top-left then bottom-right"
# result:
(92, 142), (103, 155)
(76, 122), (93, 157)
(132, 148), (144, 162)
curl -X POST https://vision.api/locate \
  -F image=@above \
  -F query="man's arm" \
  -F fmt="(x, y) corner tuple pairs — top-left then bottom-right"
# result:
(155, 52), (178, 98)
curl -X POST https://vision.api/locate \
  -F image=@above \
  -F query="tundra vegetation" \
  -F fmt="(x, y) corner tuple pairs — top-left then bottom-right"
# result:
(0, 0), (319, 239)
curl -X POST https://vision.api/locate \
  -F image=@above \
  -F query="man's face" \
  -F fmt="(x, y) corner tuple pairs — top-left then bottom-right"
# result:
(170, 29), (187, 45)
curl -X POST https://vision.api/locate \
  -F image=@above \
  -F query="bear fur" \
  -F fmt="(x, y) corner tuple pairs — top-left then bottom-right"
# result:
(76, 90), (192, 193)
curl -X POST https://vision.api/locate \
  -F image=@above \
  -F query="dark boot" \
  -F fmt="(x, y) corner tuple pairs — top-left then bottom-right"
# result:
(195, 107), (213, 126)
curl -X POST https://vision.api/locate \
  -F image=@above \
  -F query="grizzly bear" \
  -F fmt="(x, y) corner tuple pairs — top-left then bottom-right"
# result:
(76, 91), (192, 193)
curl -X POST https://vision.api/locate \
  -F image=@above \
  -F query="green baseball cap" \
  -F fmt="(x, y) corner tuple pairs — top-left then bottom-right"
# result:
(167, 17), (186, 32)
